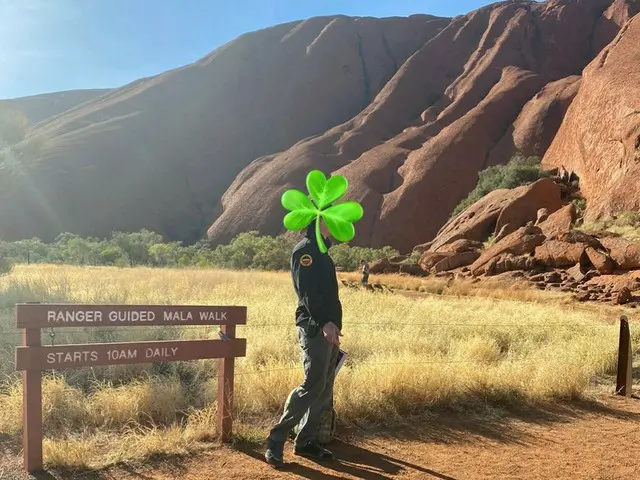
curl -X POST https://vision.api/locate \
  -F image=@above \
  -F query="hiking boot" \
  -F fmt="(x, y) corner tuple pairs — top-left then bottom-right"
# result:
(294, 440), (335, 461)
(265, 438), (285, 468)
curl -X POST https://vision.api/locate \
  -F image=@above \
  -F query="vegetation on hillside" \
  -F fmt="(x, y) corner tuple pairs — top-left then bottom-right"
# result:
(0, 230), (397, 272)
(452, 154), (551, 217)
(0, 265), (627, 468)
(579, 211), (640, 240)
(0, 109), (28, 145)
(0, 108), (43, 178)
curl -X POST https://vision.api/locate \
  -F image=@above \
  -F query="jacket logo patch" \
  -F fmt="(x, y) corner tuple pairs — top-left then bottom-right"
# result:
(300, 254), (313, 267)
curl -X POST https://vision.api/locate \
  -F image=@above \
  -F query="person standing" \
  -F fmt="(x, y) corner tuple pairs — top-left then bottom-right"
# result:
(360, 259), (370, 286)
(265, 219), (342, 467)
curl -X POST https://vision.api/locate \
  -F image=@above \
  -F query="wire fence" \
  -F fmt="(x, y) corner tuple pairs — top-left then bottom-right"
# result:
(0, 319), (625, 339)
(0, 319), (637, 379)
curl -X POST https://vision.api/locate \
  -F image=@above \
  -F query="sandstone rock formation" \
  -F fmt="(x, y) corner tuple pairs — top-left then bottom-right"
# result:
(210, 0), (633, 251)
(369, 257), (425, 276)
(470, 225), (545, 276)
(485, 76), (582, 166)
(429, 179), (563, 252)
(601, 237), (640, 269)
(534, 241), (587, 268)
(537, 204), (576, 239)
(585, 246), (616, 274)
(0, 1), (636, 250)
(543, 12), (640, 220)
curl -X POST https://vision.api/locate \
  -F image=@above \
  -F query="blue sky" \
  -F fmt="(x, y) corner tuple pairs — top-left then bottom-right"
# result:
(1, 0), (501, 99)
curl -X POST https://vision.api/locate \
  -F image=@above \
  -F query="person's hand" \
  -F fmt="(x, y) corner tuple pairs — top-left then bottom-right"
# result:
(322, 322), (342, 347)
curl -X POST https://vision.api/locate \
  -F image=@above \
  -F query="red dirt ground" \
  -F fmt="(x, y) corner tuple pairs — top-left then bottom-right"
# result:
(2, 395), (639, 480)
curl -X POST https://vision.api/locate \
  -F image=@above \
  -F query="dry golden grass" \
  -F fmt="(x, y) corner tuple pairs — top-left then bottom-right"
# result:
(0, 264), (636, 468)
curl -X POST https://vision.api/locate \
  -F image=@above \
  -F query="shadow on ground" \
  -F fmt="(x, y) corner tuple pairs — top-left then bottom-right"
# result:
(237, 440), (458, 480)
(335, 397), (640, 447)
(8, 397), (640, 479)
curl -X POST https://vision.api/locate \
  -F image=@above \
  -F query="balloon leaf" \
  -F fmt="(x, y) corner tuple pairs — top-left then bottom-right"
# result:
(283, 210), (316, 231)
(281, 189), (316, 212)
(321, 202), (364, 242)
(282, 170), (364, 252)
(306, 170), (348, 210)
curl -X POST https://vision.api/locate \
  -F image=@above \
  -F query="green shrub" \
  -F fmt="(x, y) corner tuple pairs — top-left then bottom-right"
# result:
(404, 251), (423, 264)
(328, 244), (398, 271)
(209, 232), (295, 270)
(483, 235), (497, 250)
(572, 198), (587, 223)
(452, 155), (550, 217)
(0, 229), (398, 272)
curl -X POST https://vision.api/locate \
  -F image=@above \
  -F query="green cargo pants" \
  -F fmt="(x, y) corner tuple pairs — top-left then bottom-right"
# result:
(268, 325), (338, 447)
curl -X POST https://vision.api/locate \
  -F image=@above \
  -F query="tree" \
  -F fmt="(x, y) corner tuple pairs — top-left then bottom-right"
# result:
(12, 238), (48, 264)
(98, 246), (124, 266)
(111, 230), (164, 266)
(149, 242), (182, 266)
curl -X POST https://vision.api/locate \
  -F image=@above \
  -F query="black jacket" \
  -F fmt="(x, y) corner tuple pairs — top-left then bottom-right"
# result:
(291, 222), (342, 333)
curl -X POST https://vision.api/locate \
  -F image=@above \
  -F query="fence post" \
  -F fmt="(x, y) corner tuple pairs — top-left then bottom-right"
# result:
(616, 315), (633, 397)
(218, 324), (235, 441)
(22, 326), (43, 472)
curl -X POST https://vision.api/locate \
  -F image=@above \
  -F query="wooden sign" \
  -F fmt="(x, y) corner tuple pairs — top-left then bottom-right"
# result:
(16, 303), (247, 328)
(15, 339), (246, 370)
(15, 303), (247, 474)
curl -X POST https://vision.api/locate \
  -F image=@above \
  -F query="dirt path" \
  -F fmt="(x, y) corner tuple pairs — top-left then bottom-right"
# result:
(4, 396), (639, 480)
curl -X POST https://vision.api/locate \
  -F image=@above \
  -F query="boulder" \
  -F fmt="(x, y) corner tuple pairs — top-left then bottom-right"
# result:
(616, 287), (633, 305)
(557, 231), (603, 250)
(585, 247), (616, 274)
(369, 258), (393, 274)
(600, 237), (640, 270)
(399, 263), (426, 276)
(412, 242), (434, 255)
(537, 204), (576, 239)
(433, 251), (481, 273)
(484, 254), (536, 276)
(435, 239), (483, 254)
(544, 272), (563, 284)
(419, 252), (450, 271)
(471, 225), (545, 276)
(567, 263), (588, 283)
(534, 241), (588, 268)
(431, 179), (563, 252)
(586, 273), (635, 294)
(389, 255), (408, 263)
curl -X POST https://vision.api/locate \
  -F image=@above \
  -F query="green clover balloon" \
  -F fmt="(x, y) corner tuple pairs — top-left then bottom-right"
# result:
(281, 170), (364, 253)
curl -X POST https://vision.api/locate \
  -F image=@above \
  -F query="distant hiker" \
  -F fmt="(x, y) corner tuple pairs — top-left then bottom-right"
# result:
(360, 260), (370, 285)
(265, 218), (342, 468)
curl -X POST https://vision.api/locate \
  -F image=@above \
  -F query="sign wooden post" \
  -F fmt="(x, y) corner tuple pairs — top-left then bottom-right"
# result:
(218, 323), (235, 442)
(616, 315), (633, 397)
(22, 324), (43, 472)
(15, 303), (247, 473)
